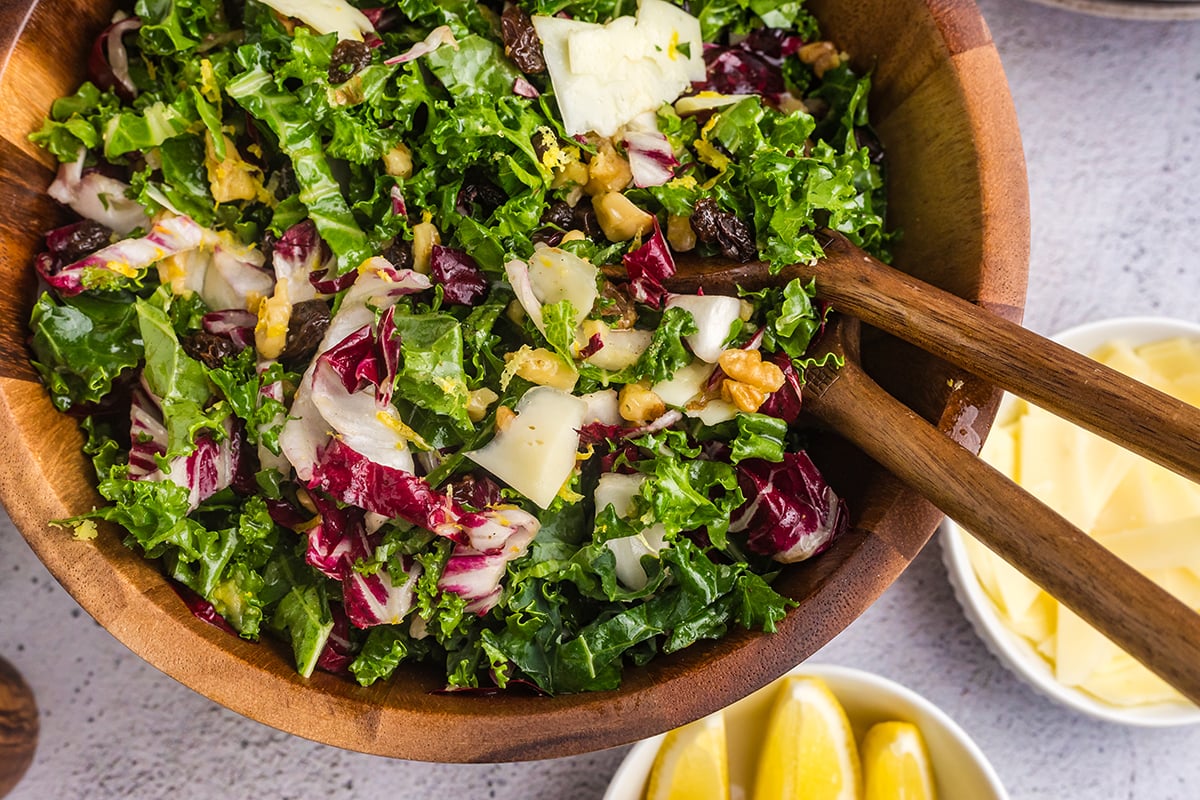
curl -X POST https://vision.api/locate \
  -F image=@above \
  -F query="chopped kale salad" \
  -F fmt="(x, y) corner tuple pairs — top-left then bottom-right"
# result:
(28, 0), (889, 693)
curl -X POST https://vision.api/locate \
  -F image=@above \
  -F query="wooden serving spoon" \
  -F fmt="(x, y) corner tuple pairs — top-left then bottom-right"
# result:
(630, 230), (1200, 705)
(659, 230), (1200, 487)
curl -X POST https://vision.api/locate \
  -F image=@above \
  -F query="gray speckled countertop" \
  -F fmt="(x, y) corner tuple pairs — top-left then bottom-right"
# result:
(4, 2), (1200, 798)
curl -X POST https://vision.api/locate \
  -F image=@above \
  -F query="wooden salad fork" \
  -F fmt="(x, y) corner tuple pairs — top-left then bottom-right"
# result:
(642, 230), (1200, 706)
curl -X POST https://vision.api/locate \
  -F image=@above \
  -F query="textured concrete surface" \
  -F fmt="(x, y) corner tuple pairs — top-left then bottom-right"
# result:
(4, 1), (1200, 798)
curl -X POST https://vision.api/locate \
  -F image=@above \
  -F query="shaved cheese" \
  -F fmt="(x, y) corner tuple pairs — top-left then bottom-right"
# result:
(653, 359), (715, 407)
(684, 399), (738, 426)
(585, 325), (653, 371)
(961, 332), (1200, 708)
(465, 387), (587, 509)
(527, 246), (599, 327)
(532, 0), (704, 136)
(257, 0), (374, 41)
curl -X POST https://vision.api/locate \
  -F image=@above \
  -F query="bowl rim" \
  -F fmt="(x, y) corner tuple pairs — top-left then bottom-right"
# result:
(602, 662), (1010, 800)
(942, 314), (1200, 727)
(0, 0), (1031, 762)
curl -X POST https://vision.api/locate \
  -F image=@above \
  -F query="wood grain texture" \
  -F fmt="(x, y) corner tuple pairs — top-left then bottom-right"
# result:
(0, 657), (37, 799)
(0, 0), (1030, 761)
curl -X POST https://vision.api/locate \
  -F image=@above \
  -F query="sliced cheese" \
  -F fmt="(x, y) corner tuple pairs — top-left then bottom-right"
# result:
(532, 0), (704, 136)
(962, 331), (1200, 708)
(527, 246), (599, 327)
(653, 359), (716, 408)
(1054, 603), (1121, 687)
(585, 326), (653, 371)
(684, 399), (738, 426)
(465, 386), (586, 509)
(1135, 337), (1200, 384)
(1079, 652), (1183, 707)
(1095, 515), (1200, 573)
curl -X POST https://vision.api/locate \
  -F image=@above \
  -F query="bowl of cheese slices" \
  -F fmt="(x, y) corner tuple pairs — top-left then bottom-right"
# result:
(942, 316), (1200, 725)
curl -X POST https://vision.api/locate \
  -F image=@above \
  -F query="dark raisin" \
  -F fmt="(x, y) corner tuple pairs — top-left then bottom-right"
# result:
(328, 40), (371, 84)
(280, 300), (331, 364)
(49, 220), (113, 262)
(183, 331), (240, 369)
(855, 127), (885, 165)
(383, 238), (414, 271)
(690, 197), (757, 262)
(501, 5), (546, 74)
(572, 198), (603, 239)
(456, 169), (508, 220)
(532, 201), (575, 245)
(540, 201), (575, 230)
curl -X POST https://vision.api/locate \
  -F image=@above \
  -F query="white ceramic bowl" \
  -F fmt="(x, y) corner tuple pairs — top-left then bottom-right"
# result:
(603, 663), (1007, 800)
(942, 315), (1200, 727)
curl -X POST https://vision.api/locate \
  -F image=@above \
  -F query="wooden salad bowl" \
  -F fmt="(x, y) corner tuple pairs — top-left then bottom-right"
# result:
(0, 0), (1028, 762)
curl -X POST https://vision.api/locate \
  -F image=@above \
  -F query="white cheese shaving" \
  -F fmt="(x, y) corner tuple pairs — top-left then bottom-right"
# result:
(532, 0), (705, 136)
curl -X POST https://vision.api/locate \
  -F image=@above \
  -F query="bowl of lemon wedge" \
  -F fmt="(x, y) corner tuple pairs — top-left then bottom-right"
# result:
(604, 663), (1007, 800)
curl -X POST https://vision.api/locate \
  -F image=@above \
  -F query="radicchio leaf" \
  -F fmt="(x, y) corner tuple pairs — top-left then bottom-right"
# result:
(315, 604), (357, 674)
(173, 583), (238, 635)
(700, 29), (805, 102)
(624, 130), (679, 188)
(309, 437), (462, 541)
(730, 451), (846, 563)
(757, 351), (803, 423)
(305, 491), (422, 629)
(88, 16), (142, 100)
(622, 219), (675, 309)
(439, 510), (538, 614)
(430, 245), (488, 306)
(39, 215), (207, 296)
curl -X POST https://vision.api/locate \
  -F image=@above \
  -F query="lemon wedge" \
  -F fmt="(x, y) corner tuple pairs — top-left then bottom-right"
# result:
(646, 712), (730, 800)
(754, 676), (862, 800)
(861, 721), (937, 800)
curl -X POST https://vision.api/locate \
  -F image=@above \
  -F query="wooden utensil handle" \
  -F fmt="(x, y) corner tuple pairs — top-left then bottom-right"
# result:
(809, 234), (1200, 485)
(806, 355), (1200, 707)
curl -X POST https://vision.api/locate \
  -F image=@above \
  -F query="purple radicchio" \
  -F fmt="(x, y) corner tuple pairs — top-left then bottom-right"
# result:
(277, 266), (431, 480)
(127, 381), (241, 511)
(309, 437), (463, 541)
(88, 16), (142, 100)
(38, 214), (207, 296)
(173, 583), (238, 635)
(202, 309), (257, 350)
(624, 130), (679, 188)
(513, 76), (540, 98)
(729, 451), (846, 563)
(430, 245), (488, 306)
(757, 351), (803, 424)
(439, 508), (539, 614)
(305, 492), (422, 629)
(315, 603), (358, 673)
(622, 218), (676, 309)
(700, 28), (806, 103)
(272, 220), (329, 303)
